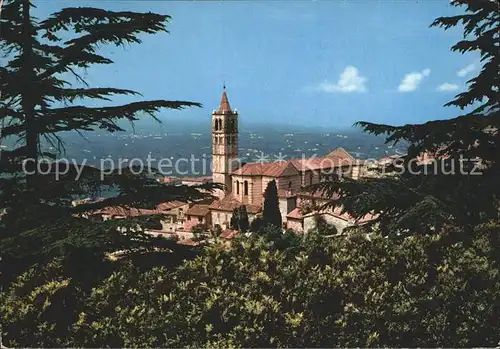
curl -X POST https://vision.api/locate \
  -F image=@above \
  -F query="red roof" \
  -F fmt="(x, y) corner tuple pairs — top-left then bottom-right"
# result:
(92, 206), (159, 217)
(231, 148), (362, 178)
(208, 195), (261, 214)
(157, 200), (187, 211)
(328, 207), (378, 224)
(215, 88), (232, 114)
(220, 230), (238, 239)
(325, 147), (355, 160)
(177, 239), (200, 246)
(290, 156), (355, 171)
(186, 204), (211, 216)
(181, 176), (212, 183)
(232, 161), (296, 177)
(287, 207), (303, 219)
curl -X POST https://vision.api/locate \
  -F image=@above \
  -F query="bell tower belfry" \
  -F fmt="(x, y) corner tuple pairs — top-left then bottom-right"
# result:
(212, 87), (239, 195)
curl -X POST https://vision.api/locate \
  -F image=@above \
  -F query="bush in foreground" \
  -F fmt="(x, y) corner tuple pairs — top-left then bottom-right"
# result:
(1, 224), (500, 347)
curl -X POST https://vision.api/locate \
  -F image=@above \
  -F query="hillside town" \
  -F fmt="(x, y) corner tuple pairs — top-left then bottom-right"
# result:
(78, 89), (379, 242)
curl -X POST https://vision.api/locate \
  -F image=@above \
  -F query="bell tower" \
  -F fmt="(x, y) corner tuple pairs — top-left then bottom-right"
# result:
(212, 86), (239, 195)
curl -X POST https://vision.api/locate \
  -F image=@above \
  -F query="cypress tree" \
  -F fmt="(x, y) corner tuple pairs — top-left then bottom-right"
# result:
(230, 207), (239, 230)
(262, 180), (282, 230)
(239, 205), (250, 232)
(230, 206), (250, 232)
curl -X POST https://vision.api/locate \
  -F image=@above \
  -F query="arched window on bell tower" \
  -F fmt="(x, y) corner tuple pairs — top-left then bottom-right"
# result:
(244, 181), (248, 196)
(236, 180), (240, 195)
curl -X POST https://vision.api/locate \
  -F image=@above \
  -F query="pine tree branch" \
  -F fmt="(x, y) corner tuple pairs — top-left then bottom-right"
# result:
(37, 8), (170, 81)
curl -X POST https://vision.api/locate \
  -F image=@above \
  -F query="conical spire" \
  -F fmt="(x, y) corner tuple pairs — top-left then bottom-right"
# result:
(217, 85), (232, 113)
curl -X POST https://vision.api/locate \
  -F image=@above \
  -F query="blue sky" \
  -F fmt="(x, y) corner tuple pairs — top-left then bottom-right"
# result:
(35, 0), (480, 129)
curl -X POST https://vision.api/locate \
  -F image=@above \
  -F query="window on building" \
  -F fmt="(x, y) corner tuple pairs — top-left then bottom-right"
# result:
(236, 180), (240, 194)
(309, 172), (313, 186)
(288, 181), (292, 190)
(244, 180), (248, 196)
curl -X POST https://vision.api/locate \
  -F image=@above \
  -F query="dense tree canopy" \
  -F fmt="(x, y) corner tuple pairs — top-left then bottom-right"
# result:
(2, 223), (499, 347)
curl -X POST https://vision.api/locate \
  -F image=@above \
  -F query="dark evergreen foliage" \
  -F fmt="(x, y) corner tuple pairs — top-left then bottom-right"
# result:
(230, 205), (250, 232)
(318, 0), (500, 237)
(262, 180), (282, 230)
(249, 216), (264, 233)
(0, 0), (217, 280)
(2, 223), (500, 347)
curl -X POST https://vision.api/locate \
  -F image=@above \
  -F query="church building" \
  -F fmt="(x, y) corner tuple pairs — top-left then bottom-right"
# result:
(207, 88), (368, 232)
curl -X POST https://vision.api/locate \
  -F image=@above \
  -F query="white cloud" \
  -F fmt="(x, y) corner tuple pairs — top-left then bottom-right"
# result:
(398, 68), (431, 92)
(317, 66), (367, 93)
(436, 82), (459, 92)
(457, 63), (475, 77)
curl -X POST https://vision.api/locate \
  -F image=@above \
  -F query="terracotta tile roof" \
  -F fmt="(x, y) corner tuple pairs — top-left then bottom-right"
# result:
(92, 206), (159, 217)
(157, 200), (187, 211)
(220, 230), (238, 239)
(290, 156), (355, 171)
(287, 207), (303, 220)
(218, 90), (232, 113)
(232, 149), (363, 178)
(181, 176), (212, 183)
(325, 147), (355, 160)
(186, 204), (210, 217)
(177, 238), (200, 246)
(232, 161), (296, 177)
(328, 207), (378, 224)
(208, 195), (262, 214)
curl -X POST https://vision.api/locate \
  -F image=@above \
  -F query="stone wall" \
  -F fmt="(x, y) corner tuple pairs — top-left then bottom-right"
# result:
(287, 218), (304, 233)
(279, 197), (297, 223)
